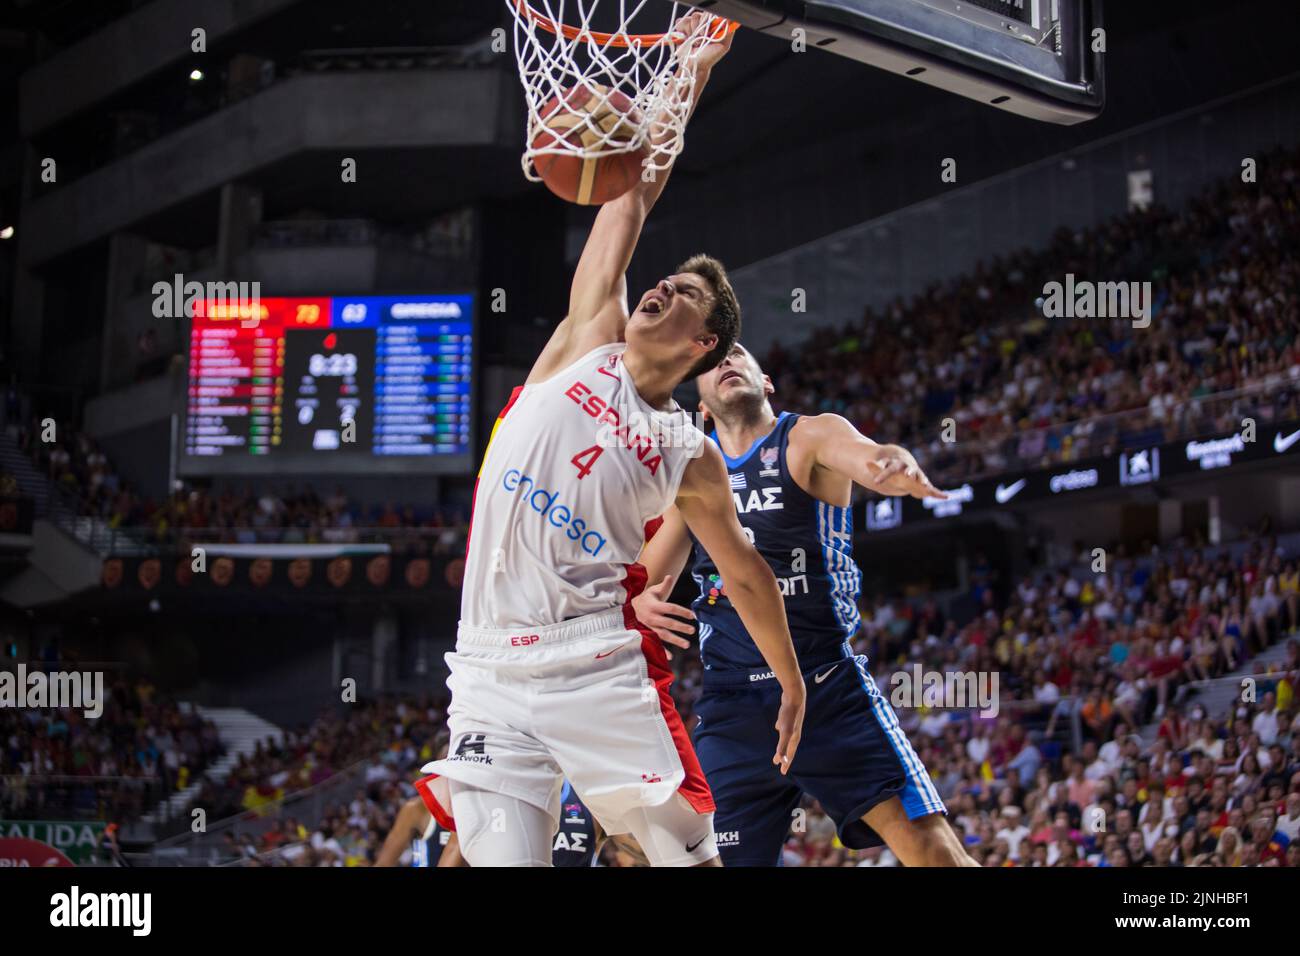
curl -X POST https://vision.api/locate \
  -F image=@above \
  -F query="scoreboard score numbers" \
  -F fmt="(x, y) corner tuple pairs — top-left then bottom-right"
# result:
(183, 294), (474, 475)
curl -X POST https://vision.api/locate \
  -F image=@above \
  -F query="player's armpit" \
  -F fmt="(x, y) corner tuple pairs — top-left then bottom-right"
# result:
(524, 298), (628, 386)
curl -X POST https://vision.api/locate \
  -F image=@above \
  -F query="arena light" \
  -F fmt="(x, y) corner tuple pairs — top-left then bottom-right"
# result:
(189, 69), (204, 82)
(0, 226), (13, 240)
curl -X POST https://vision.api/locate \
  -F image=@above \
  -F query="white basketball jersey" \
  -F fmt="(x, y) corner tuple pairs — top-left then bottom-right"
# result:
(461, 344), (705, 629)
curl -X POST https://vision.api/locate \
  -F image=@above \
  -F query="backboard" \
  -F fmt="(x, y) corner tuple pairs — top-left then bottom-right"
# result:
(686, 0), (1105, 124)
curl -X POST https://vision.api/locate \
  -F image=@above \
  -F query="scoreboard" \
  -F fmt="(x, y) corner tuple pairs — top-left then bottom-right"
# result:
(182, 294), (474, 475)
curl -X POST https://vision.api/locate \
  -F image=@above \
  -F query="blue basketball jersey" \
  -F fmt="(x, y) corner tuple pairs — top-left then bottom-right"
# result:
(411, 817), (449, 867)
(552, 779), (599, 867)
(688, 412), (862, 671)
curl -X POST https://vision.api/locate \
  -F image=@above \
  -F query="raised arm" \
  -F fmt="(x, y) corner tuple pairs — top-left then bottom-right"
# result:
(526, 14), (733, 385)
(796, 413), (946, 499)
(675, 442), (804, 772)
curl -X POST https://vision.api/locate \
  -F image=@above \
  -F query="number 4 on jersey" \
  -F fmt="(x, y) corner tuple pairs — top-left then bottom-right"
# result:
(570, 445), (604, 479)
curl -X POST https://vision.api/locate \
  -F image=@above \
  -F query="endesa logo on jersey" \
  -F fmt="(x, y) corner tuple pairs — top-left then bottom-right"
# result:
(501, 469), (607, 556)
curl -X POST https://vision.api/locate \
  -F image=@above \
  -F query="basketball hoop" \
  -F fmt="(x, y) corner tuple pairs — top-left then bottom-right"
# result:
(508, 1), (734, 183)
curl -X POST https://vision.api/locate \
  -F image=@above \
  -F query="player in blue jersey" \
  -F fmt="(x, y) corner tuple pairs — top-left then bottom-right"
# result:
(376, 735), (454, 868)
(634, 343), (977, 866)
(375, 793), (452, 868)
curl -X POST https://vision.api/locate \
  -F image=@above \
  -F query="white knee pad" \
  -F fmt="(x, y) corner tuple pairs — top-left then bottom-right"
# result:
(449, 781), (557, 867)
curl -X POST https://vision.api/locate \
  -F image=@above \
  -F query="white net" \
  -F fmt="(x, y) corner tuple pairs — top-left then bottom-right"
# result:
(507, 1), (728, 181)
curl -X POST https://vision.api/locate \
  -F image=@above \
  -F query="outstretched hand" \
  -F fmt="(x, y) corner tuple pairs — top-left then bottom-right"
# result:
(866, 447), (947, 500)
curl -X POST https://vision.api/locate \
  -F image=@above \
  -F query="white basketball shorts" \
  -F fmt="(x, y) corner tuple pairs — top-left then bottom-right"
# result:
(420, 608), (715, 842)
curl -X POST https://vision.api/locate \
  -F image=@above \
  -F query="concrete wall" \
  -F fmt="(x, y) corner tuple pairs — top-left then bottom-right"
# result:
(21, 69), (512, 266)
(20, 0), (300, 138)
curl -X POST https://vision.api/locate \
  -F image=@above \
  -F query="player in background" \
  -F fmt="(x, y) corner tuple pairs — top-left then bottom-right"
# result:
(386, 777), (651, 867)
(375, 735), (452, 867)
(420, 14), (893, 867)
(375, 793), (451, 868)
(633, 343), (978, 866)
(378, 777), (646, 866)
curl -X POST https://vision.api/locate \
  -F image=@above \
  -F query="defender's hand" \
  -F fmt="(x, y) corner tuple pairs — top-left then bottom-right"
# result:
(632, 574), (695, 653)
(773, 682), (806, 775)
(867, 448), (947, 500)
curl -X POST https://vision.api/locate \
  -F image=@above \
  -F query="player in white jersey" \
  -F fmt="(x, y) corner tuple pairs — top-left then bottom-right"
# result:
(419, 14), (816, 867)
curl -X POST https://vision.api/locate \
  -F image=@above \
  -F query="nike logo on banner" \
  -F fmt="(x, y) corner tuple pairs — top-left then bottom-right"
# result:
(814, 665), (839, 684)
(1274, 429), (1300, 453)
(995, 479), (1027, 504)
(686, 836), (708, 853)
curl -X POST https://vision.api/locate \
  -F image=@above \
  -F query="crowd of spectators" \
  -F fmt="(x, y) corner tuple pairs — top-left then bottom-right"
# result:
(187, 696), (447, 832)
(17, 418), (469, 554)
(1, 668), (224, 824)
(777, 674), (1300, 867)
(199, 696), (451, 867)
(766, 146), (1300, 486)
(772, 533), (1300, 866)
(865, 533), (1297, 723)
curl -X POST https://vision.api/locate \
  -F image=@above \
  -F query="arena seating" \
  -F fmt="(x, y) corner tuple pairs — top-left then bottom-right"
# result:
(766, 146), (1300, 487)
(1, 669), (225, 825)
(15, 417), (469, 553)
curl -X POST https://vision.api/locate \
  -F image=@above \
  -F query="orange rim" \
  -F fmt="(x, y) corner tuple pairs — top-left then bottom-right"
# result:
(513, 1), (737, 47)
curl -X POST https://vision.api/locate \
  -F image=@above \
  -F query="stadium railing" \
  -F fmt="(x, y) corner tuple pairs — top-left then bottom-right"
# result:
(1, 773), (167, 824)
(252, 211), (476, 262)
(134, 757), (373, 867)
(42, 491), (467, 559)
(295, 43), (501, 73)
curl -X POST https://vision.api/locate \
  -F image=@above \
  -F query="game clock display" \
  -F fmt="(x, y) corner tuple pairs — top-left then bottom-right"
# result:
(183, 294), (473, 475)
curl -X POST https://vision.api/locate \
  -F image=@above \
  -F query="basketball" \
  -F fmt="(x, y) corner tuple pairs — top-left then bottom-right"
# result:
(531, 84), (648, 205)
